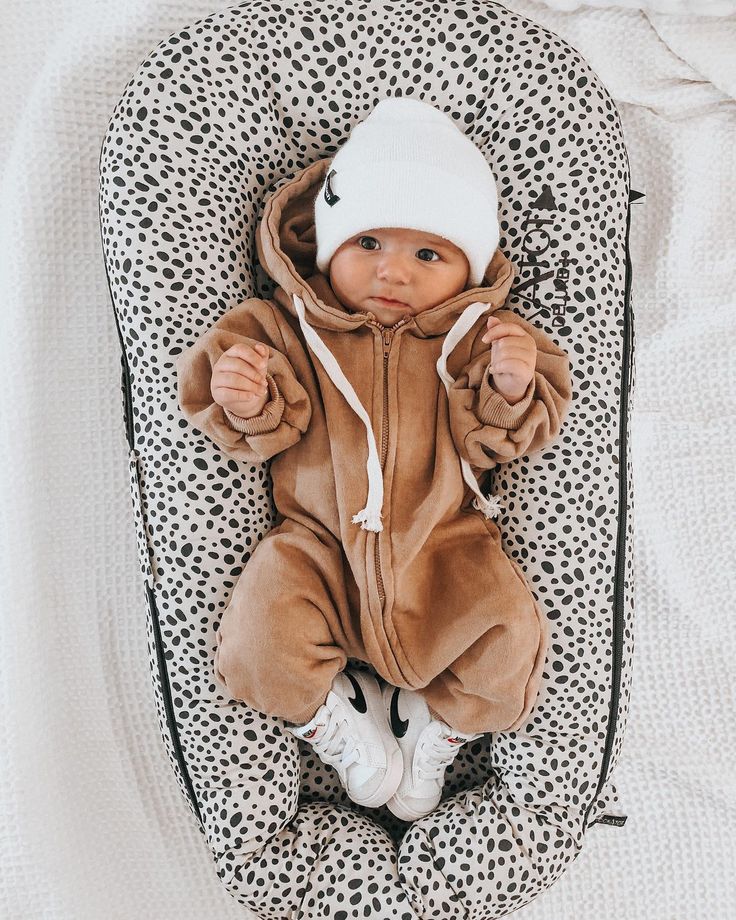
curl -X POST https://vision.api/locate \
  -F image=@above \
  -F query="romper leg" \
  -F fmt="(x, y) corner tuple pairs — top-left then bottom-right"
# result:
(213, 520), (362, 725)
(412, 587), (547, 736)
(387, 517), (549, 736)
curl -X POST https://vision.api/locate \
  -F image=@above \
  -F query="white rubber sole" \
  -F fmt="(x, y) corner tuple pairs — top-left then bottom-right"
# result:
(349, 742), (404, 808)
(385, 789), (433, 822)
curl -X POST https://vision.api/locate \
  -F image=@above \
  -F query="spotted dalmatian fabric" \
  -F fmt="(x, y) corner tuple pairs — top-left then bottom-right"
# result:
(100, 1), (637, 916)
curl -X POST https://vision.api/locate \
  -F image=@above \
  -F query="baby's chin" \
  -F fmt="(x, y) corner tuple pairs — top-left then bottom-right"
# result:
(365, 301), (415, 320)
(368, 295), (462, 315)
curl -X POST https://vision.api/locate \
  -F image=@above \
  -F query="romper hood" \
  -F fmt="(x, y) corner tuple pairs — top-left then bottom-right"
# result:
(254, 157), (517, 532)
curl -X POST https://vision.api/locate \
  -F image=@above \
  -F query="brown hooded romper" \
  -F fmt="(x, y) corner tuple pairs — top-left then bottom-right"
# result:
(176, 157), (573, 734)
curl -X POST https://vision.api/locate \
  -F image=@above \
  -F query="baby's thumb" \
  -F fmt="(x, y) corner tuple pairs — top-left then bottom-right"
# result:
(481, 315), (499, 343)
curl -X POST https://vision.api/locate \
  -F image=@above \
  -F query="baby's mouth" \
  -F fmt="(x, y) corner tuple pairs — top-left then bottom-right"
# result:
(373, 296), (409, 309)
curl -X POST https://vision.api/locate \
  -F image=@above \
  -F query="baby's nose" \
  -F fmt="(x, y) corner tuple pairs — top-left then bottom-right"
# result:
(376, 256), (411, 282)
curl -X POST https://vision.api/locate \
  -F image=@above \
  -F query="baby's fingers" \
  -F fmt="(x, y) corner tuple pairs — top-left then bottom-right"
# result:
(212, 380), (269, 417)
(215, 384), (268, 412)
(223, 342), (270, 370)
(214, 371), (269, 397)
(481, 315), (529, 344)
(481, 315), (501, 343)
(216, 355), (268, 389)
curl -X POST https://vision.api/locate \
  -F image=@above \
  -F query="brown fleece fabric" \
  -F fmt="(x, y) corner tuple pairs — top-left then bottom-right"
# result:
(176, 157), (572, 733)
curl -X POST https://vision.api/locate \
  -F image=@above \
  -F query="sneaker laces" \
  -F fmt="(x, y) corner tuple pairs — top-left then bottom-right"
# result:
(415, 726), (469, 782)
(309, 703), (363, 776)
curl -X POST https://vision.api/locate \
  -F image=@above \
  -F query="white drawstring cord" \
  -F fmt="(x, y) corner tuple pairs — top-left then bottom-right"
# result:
(292, 293), (503, 529)
(292, 294), (384, 531)
(436, 301), (505, 519)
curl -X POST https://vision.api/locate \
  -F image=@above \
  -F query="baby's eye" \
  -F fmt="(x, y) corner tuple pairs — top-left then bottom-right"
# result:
(358, 236), (379, 250)
(417, 248), (440, 262)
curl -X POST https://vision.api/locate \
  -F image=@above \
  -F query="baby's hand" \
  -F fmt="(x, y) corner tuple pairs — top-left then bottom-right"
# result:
(211, 342), (271, 419)
(480, 314), (536, 404)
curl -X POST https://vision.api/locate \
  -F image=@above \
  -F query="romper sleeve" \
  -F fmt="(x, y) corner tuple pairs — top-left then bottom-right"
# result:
(448, 307), (573, 467)
(175, 297), (312, 463)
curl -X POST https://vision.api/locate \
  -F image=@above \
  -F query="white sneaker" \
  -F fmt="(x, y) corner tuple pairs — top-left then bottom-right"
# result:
(286, 667), (403, 809)
(381, 684), (485, 821)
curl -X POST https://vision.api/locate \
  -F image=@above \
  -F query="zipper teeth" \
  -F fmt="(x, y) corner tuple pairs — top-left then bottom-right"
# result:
(607, 207), (632, 768)
(585, 189), (637, 829)
(381, 332), (390, 466)
(375, 331), (391, 603)
(368, 316), (411, 605)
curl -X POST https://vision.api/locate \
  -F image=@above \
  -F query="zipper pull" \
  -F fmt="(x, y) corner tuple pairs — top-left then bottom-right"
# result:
(383, 329), (392, 357)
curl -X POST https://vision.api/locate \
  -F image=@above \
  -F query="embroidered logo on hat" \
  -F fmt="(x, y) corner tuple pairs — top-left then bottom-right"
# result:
(324, 169), (340, 207)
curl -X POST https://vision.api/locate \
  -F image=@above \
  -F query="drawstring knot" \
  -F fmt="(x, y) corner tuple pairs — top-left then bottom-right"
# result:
(472, 492), (505, 519)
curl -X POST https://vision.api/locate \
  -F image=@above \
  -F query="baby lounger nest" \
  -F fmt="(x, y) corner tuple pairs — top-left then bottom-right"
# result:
(99, 1), (640, 916)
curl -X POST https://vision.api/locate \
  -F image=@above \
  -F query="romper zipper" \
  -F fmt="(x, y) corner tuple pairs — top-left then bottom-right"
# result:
(366, 316), (411, 606)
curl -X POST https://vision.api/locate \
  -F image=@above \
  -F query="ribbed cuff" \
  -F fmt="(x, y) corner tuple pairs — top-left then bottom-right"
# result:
(477, 372), (535, 429)
(223, 373), (285, 434)
(289, 693), (329, 727)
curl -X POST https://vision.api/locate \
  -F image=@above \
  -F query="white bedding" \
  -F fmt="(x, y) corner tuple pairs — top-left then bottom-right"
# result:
(1, 1), (734, 918)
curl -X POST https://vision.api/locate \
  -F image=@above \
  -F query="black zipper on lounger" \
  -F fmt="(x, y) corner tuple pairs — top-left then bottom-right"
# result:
(585, 184), (644, 830)
(97, 133), (204, 832)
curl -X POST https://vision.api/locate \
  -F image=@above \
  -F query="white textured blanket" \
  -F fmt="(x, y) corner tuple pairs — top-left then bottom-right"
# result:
(1, 2), (734, 918)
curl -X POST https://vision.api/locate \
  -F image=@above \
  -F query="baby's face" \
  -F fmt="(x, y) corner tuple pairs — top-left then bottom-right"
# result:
(328, 228), (471, 325)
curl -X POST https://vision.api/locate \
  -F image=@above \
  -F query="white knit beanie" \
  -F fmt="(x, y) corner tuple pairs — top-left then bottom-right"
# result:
(314, 97), (500, 288)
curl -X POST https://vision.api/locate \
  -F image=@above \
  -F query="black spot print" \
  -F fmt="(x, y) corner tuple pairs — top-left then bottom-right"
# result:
(100, 1), (636, 914)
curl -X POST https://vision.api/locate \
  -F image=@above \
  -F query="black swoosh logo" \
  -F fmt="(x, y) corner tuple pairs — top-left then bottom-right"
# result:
(389, 688), (409, 738)
(344, 670), (367, 713)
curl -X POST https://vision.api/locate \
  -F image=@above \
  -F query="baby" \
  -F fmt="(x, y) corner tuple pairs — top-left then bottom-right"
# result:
(177, 97), (572, 822)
